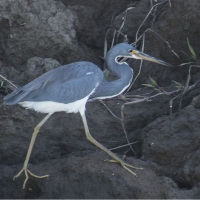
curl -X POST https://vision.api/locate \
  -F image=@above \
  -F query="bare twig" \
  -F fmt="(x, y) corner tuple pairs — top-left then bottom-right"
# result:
(120, 88), (182, 152)
(117, 7), (135, 41)
(179, 65), (200, 110)
(125, 34), (145, 94)
(111, 30), (116, 48)
(120, 103), (136, 155)
(101, 0), (181, 157)
(100, 99), (136, 155)
(100, 73), (193, 155)
(180, 50), (194, 60)
(100, 100), (121, 121)
(147, 29), (179, 58)
(135, 0), (168, 42)
(0, 74), (18, 90)
(109, 141), (138, 151)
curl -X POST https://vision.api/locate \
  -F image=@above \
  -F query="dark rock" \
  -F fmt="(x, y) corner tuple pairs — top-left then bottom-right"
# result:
(0, 0), (95, 66)
(0, 0), (200, 198)
(19, 57), (60, 84)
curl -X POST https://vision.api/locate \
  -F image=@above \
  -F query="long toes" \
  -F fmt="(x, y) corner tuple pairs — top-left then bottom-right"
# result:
(123, 165), (137, 176)
(105, 158), (143, 170)
(124, 163), (143, 170)
(28, 170), (49, 178)
(13, 167), (49, 189)
(104, 159), (119, 163)
(23, 176), (29, 189)
(105, 158), (143, 173)
(13, 169), (24, 180)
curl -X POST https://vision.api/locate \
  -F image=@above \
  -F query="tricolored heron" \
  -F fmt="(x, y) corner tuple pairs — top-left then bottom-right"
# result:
(3, 43), (172, 188)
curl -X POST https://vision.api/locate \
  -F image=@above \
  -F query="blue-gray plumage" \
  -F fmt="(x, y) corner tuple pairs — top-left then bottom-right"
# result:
(4, 62), (103, 105)
(90, 44), (133, 99)
(3, 43), (172, 189)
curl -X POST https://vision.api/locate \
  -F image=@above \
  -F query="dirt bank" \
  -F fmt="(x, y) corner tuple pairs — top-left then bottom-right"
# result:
(0, 0), (200, 198)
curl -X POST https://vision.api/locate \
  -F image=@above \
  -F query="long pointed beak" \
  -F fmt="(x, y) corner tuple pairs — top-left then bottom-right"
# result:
(130, 50), (174, 67)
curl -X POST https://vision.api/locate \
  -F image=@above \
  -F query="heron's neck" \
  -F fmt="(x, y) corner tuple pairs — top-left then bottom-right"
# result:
(90, 60), (133, 100)
(107, 58), (132, 78)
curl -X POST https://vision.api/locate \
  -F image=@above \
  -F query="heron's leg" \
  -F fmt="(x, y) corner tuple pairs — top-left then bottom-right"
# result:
(80, 113), (143, 176)
(14, 112), (53, 189)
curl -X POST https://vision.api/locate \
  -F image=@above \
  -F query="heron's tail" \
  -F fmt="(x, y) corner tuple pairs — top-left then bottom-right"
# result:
(3, 87), (27, 105)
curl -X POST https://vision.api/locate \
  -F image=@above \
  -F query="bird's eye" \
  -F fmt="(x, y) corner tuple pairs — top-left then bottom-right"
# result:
(117, 56), (129, 63)
(128, 49), (133, 53)
(117, 57), (124, 62)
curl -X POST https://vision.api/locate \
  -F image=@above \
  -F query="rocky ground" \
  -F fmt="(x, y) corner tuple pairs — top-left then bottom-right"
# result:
(0, 0), (200, 198)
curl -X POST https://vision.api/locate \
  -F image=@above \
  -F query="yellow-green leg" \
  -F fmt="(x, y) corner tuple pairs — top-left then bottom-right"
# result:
(14, 112), (53, 189)
(80, 113), (143, 175)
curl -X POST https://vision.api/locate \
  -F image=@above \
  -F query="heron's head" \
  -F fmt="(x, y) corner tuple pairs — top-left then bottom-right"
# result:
(108, 43), (173, 67)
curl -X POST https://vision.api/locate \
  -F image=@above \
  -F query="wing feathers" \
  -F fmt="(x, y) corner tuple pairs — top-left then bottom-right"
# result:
(3, 61), (103, 105)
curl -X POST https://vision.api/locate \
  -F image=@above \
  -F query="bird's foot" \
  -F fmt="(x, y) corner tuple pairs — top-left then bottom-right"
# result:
(104, 159), (143, 176)
(13, 166), (49, 189)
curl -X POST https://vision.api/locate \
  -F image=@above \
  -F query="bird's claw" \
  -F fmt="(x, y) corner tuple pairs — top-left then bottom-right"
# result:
(14, 167), (49, 189)
(104, 158), (143, 176)
(104, 159), (118, 163)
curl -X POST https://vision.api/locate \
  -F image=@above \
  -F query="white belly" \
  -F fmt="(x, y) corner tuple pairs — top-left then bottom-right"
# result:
(19, 95), (89, 115)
